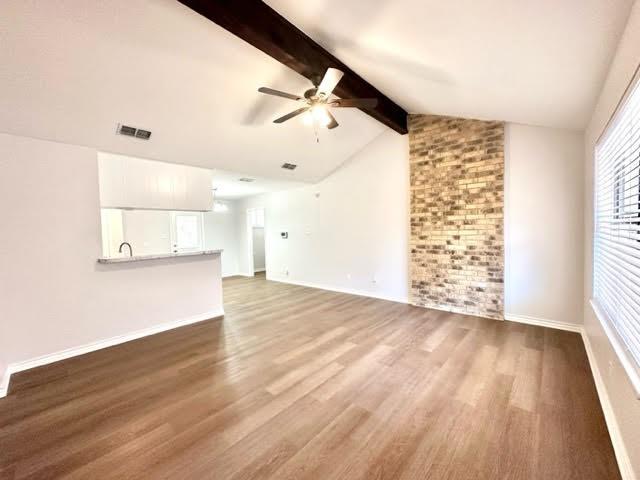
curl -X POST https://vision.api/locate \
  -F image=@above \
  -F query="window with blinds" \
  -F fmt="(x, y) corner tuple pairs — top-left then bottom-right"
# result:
(594, 73), (640, 394)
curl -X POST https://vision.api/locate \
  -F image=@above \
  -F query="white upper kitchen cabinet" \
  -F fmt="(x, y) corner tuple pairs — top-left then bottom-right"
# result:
(98, 153), (213, 211)
(185, 166), (215, 212)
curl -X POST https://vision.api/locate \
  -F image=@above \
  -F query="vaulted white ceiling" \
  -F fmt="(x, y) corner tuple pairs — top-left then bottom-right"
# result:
(0, 0), (634, 184)
(212, 169), (304, 200)
(267, 0), (633, 130)
(0, 0), (386, 183)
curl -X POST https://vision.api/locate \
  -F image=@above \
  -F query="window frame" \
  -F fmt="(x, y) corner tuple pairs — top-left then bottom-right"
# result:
(592, 68), (640, 399)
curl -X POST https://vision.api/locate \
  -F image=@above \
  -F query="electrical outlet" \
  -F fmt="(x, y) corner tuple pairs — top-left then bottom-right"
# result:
(372, 276), (377, 284)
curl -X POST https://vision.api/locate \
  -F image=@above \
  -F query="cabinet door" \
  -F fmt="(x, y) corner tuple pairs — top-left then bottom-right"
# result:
(98, 154), (125, 208)
(98, 154), (212, 211)
(185, 167), (213, 211)
(122, 157), (174, 210)
(153, 161), (175, 210)
(122, 157), (149, 208)
(171, 164), (189, 210)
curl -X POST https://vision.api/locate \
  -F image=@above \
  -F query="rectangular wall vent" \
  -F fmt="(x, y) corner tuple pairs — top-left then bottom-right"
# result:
(281, 163), (297, 170)
(116, 123), (152, 140)
(238, 177), (255, 182)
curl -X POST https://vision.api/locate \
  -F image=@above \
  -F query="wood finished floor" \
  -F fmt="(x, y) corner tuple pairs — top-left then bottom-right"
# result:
(0, 273), (620, 479)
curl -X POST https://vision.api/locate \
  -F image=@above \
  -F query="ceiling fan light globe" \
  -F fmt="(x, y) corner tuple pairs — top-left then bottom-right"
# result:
(311, 105), (331, 127)
(302, 110), (313, 126)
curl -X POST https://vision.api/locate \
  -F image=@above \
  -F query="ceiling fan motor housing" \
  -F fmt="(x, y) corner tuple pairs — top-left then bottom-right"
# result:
(304, 87), (320, 100)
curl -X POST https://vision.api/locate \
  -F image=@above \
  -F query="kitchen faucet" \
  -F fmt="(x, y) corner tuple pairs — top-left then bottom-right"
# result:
(118, 242), (133, 257)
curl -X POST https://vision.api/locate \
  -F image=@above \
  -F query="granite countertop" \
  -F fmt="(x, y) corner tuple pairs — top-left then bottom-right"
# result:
(98, 249), (222, 264)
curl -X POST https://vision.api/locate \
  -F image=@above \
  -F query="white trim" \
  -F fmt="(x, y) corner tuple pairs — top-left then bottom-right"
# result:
(253, 268), (266, 273)
(506, 311), (634, 479)
(266, 275), (409, 304)
(411, 302), (504, 321)
(0, 308), (224, 398)
(222, 271), (242, 278)
(590, 299), (640, 399)
(581, 328), (636, 480)
(504, 313), (583, 332)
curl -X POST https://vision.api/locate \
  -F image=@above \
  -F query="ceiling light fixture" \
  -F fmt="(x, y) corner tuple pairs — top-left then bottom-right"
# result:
(213, 201), (229, 213)
(258, 67), (379, 134)
(211, 188), (229, 213)
(302, 105), (331, 128)
(312, 105), (331, 127)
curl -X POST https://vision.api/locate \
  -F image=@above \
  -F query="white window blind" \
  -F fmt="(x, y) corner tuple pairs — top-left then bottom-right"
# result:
(594, 73), (640, 396)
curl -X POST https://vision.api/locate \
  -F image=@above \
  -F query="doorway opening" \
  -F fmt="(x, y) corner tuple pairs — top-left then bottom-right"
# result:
(246, 207), (265, 275)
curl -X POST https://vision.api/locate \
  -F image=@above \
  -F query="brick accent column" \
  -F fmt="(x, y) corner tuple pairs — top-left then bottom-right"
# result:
(409, 114), (504, 320)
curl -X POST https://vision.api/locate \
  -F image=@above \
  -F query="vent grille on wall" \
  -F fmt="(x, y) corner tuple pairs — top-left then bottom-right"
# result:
(116, 124), (152, 140)
(238, 177), (255, 182)
(281, 163), (297, 170)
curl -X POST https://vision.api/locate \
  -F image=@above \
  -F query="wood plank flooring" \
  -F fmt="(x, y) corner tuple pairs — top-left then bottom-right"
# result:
(0, 273), (621, 479)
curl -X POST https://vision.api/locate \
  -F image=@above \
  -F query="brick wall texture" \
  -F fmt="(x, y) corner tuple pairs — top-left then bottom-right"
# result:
(409, 114), (504, 320)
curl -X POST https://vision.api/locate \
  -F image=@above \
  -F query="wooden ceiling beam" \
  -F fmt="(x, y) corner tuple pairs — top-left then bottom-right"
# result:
(178, 0), (408, 134)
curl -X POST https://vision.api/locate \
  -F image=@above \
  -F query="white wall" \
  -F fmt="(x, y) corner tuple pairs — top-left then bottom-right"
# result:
(505, 124), (584, 325)
(240, 130), (410, 302)
(583, 1), (640, 477)
(238, 125), (586, 313)
(0, 133), (224, 395)
(203, 200), (241, 277)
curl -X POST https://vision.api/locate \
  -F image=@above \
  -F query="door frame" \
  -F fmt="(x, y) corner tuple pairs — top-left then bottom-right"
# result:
(245, 207), (265, 276)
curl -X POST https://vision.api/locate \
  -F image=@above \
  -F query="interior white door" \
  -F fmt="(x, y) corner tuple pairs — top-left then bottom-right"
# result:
(170, 211), (204, 253)
(252, 227), (265, 271)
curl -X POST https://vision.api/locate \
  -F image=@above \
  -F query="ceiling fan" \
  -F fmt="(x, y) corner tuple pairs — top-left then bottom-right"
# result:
(257, 68), (378, 130)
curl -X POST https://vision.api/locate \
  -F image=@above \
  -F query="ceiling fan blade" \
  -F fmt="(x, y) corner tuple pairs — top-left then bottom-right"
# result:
(326, 110), (339, 130)
(317, 68), (344, 97)
(258, 87), (303, 101)
(330, 98), (378, 109)
(273, 107), (310, 123)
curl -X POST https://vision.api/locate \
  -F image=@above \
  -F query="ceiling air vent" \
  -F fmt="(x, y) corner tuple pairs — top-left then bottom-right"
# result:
(238, 177), (255, 182)
(135, 129), (152, 140)
(117, 124), (137, 137)
(116, 123), (152, 140)
(281, 163), (297, 170)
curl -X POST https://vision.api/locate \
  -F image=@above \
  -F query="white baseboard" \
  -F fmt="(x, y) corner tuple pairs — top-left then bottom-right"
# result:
(410, 302), (504, 321)
(0, 307), (224, 399)
(506, 313), (633, 479)
(235, 272), (256, 277)
(504, 313), (583, 332)
(254, 268), (266, 273)
(266, 275), (409, 304)
(581, 330), (636, 480)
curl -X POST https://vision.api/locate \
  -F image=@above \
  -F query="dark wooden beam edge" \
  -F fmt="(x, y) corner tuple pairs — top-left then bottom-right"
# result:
(177, 0), (409, 134)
